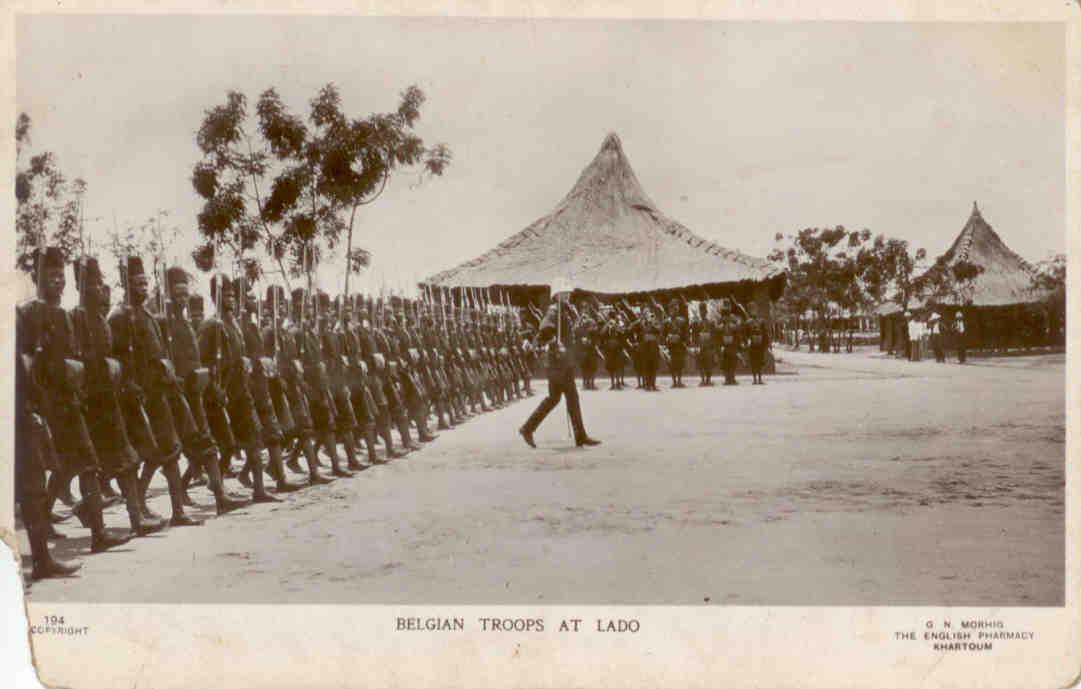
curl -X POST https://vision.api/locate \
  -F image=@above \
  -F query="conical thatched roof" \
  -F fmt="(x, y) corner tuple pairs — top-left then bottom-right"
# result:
(424, 133), (783, 298)
(928, 202), (1042, 307)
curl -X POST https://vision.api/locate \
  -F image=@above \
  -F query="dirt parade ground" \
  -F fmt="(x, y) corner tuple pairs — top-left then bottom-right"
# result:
(20, 348), (1064, 606)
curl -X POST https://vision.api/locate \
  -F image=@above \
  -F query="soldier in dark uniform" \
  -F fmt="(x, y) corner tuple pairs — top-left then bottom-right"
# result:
(518, 300), (601, 449)
(639, 308), (662, 392)
(159, 266), (251, 513)
(16, 247), (107, 578)
(577, 313), (598, 390)
(288, 287), (357, 475)
(17, 314), (84, 580)
(720, 314), (742, 386)
(693, 304), (716, 386)
(664, 300), (688, 388)
(272, 287), (335, 485)
(71, 256), (166, 537)
(238, 286), (306, 487)
(341, 296), (385, 462)
(747, 315), (769, 385)
(318, 292), (367, 471)
(198, 275), (285, 500)
(188, 294), (205, 331)
(601, 314), (626, 390)
(110, 255), (203, 527)
(352, 299), (408, 458)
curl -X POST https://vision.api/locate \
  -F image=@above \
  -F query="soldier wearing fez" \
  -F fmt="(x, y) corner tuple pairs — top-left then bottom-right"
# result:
(109, 255), (204, 526)
(317, 292), (367, 472)
(289, 286), (357, 477)
(272, 286), (336, 484)
(159, 266), (251, 513)
(238, 284), (305, 490)
(518, 296), (601, 449)
(197, 274), (282, 501)
(18, 247), (127, 579)
(693, 302), (716, 386)
(664, 299), (688, 388)
(71, 256), (166, 537)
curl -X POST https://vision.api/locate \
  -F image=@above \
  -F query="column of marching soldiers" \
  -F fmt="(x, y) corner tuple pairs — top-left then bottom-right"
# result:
(16, 247), (539, 583)
(558, 296), (772, 392)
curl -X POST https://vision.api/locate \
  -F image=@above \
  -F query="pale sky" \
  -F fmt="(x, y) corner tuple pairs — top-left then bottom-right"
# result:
(16, 17), (1066, 298)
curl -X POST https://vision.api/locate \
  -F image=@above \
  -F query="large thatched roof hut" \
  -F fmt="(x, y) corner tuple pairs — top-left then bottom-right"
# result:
(423, 133), (784, 310)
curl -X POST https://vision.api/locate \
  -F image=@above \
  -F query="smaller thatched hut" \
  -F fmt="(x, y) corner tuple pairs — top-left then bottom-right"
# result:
(878, 203), (1061, 354)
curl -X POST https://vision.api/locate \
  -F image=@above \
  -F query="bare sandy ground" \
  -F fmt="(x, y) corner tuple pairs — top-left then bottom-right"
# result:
(20, 348), (1065, 605)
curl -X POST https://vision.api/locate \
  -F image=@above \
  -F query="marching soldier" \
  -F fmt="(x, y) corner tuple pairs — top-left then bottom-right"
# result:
(17, 319), (83, 580)
(519, 299), (601, 449)
(289, 287), (357, 475)
(159, 266), (251, 512)
(353, 298), (409, 458)
(110, 255), (203, 527)
(236, 282), (305, 490)
(71, 256), (166, 537)
(271, 287), (336, 484)
(317, 292), (367, 472)
(198, 274), (286, 499)
(17, 247), (119, 576)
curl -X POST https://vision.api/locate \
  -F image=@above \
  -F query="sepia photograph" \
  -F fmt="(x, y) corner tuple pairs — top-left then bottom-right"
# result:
(5, 3), (1078, 688)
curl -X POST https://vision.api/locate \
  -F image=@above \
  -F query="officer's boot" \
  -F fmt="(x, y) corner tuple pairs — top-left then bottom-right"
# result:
(340, 430), (366, 471)
(201, 452), (249, 514)
(301, 436), (335, 485)
(397, 415), (422, 451)
(26, 500), (81, 580)
(74, 473), (132, 552)
(136, 463), (164, 521)
(162, 462), (204, 526)
(267, 444), (303, 492)
(120, 470), (165, 536)
(321, 433), (354, 478)
(247, 446), (285, 500)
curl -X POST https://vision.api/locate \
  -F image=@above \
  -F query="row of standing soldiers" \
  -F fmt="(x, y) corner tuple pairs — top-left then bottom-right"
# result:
(572, 300), (772, 390)
(16, 248), (537, 583)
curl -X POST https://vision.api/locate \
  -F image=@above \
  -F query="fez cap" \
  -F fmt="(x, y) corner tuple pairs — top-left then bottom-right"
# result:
(166, 266), (189, 289)
(34, 246), (65, 274)
(73, 256), (103, 290)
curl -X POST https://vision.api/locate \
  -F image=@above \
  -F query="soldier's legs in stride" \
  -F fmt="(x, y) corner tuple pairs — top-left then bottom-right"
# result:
(264, 443), (304, 491)
(338, 429), (366, 471)
(161, 461), (204, 527)
(22, 460), (82, 579)
(319, 432), (354, 477)
(244, 445), (284, 501)
(46, 469), (75, 512)
(519, 385), (561, 446)
(298, 435), (334, 485)
(71, 471), (132, 552)
(117, 467), (165, 536)
(196, 449), (249, 514)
